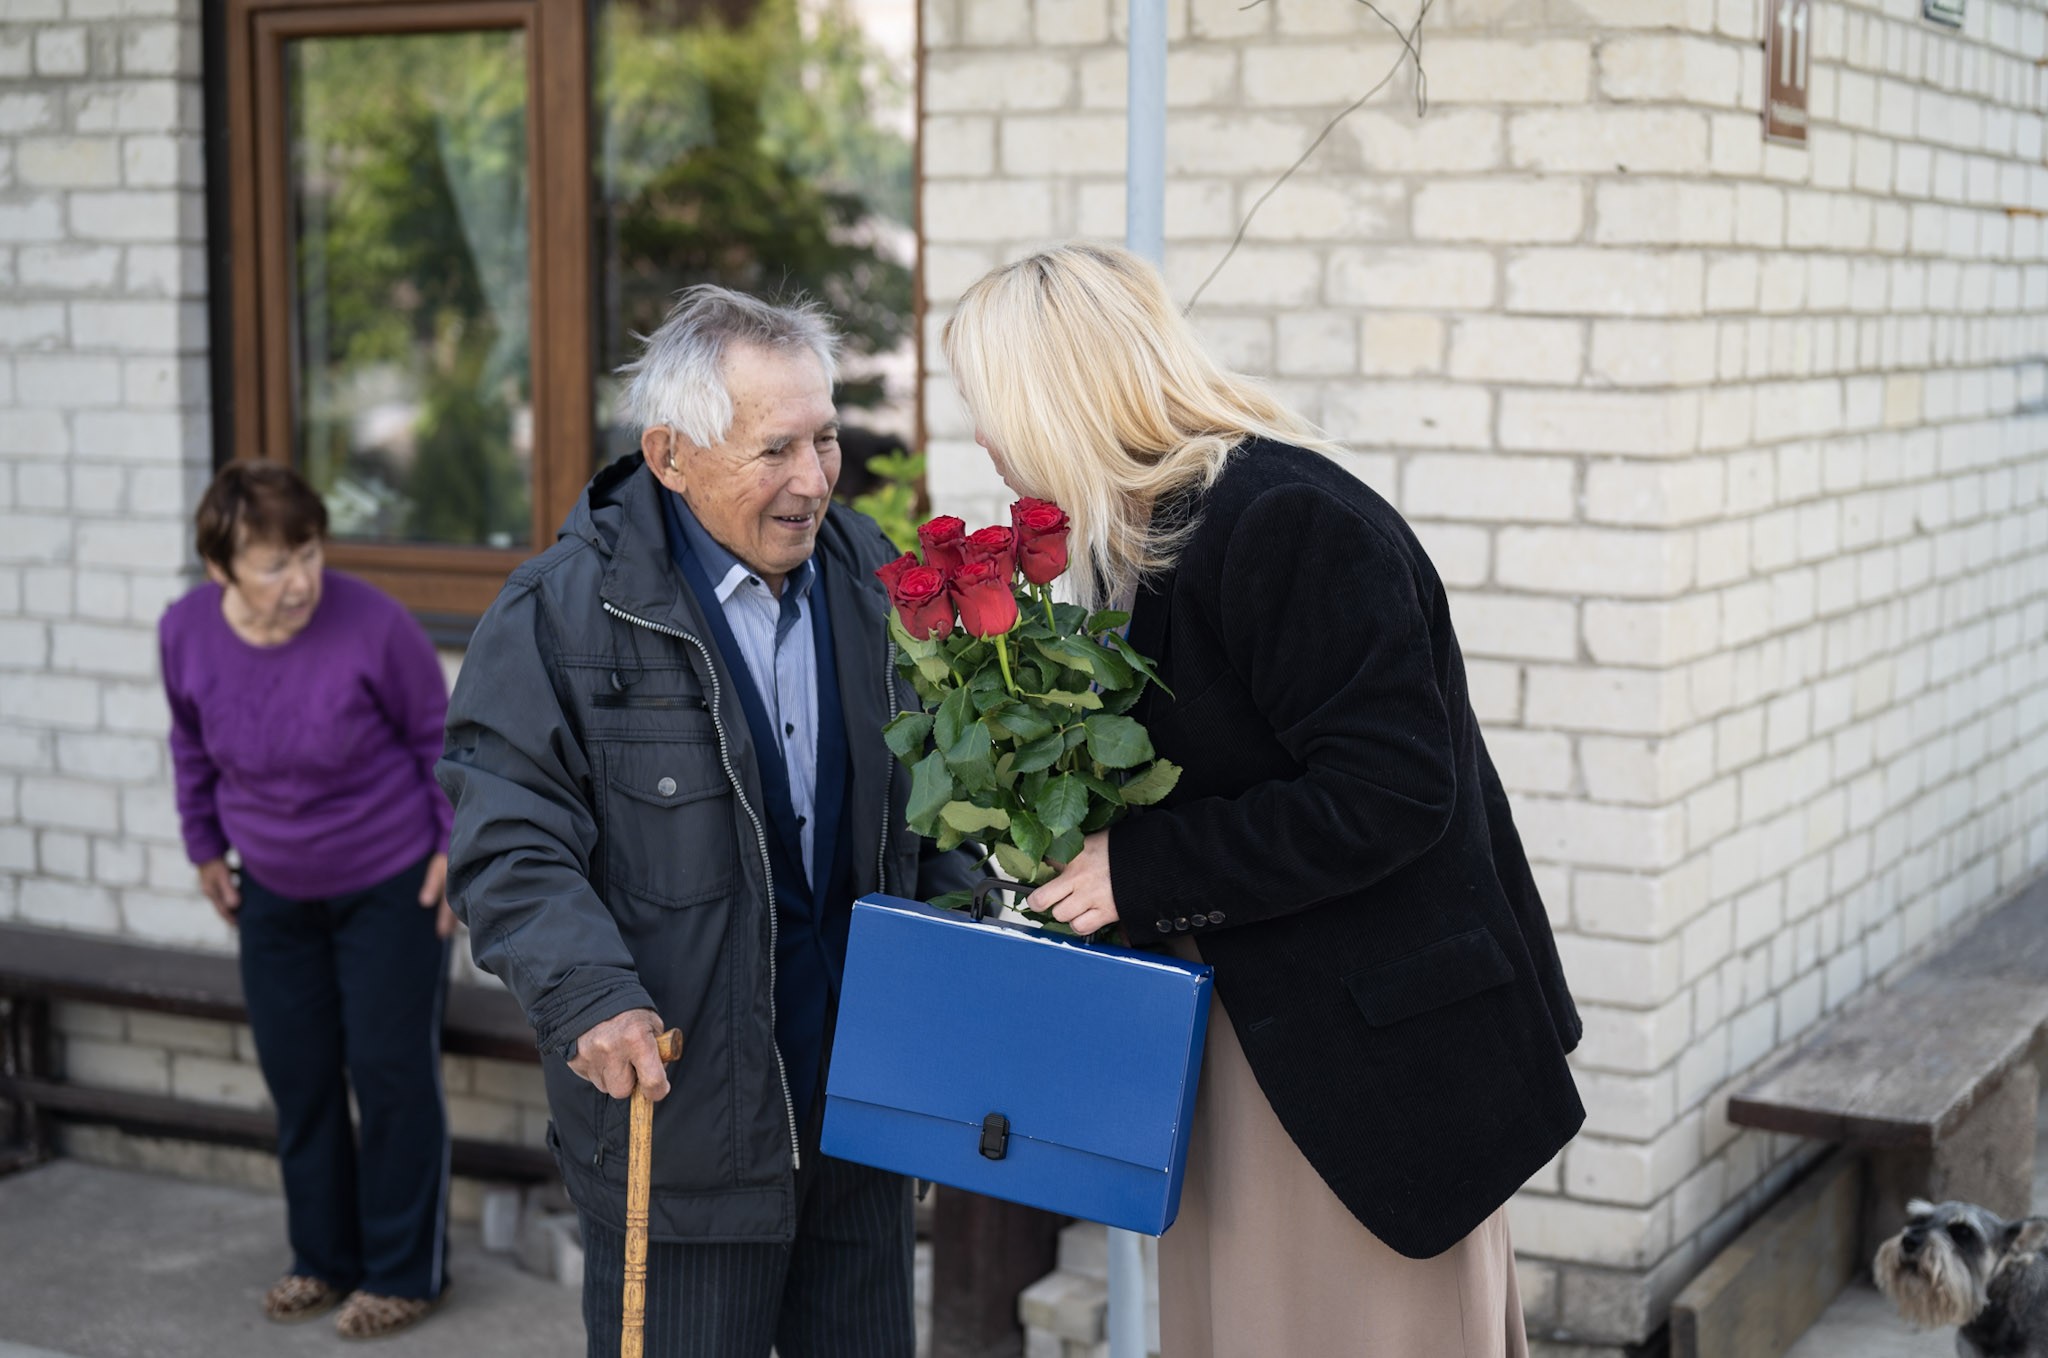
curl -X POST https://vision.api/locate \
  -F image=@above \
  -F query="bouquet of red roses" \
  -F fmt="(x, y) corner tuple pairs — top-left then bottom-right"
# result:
(874, 498), (1180, 931)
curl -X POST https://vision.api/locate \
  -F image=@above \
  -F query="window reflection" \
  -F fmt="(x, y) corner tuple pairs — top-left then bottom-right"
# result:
(288, 30), (533, 548)
(591, 0), (916, 465)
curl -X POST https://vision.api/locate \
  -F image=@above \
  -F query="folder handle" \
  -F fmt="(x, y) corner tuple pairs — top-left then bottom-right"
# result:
(969, 878), (1030, 923)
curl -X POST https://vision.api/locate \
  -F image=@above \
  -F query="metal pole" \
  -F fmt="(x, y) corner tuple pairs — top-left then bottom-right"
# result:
(1110, 11), (1167, 1350)
(1124, 0), (1166, 267)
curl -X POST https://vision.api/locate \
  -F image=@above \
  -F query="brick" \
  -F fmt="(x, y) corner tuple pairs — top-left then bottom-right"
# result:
(172, 1053), (271, 1109)
(1358, 313), (1444, 377)
(15, 244), (120, 289)
(1344, 109), (1503, 173)
(50, 622), (155, 677)
(34, 26), (88, 74)
(62, 1035), (167, 1092)
(16, 137), (122, 188)
(20, 774), (119, 832)
(1508, 109), (1710, 175)
(1164, 244), (1320, 306)
(1414, 180), (1583, 243)
(1424, 39), (1592, 104)
(925, 54), (1074, 113)
(1506, 249), (1704, 317)
(1506, 1195), (1666, 1271)
(121, 890), (225, 946)
(1585, 460), (1725, 527)
(71, 300), (207, 352)
(1499, 527), (1693, 599)
(958, 0), (1031, 44)
(1448, 591), (1578, 661)
(1599, 34), (1744, 107)
(120, 22), (194, 75)
(127, 1011), (236, 1058)
(1238, 178), (1403, 241)
(999, 115), (1123, 175)
(1588, 320), (1720, 387)
(1447, 316), (1584, 384)
(1324, 382), (1492, 450)
(1241, 40), (1409, 107)
(1486, 729), (1575, 794)
(1594, 182), (1736, 246)
(55, 731), (159, 781)
(1525, 665), (1689, 736)
(1273, 312), (1356, 377)
(68, 190), (199, 242)
(1167, 113), (1323, 175)
(0, 196), (66, 243)
(1499, 390), (1701, 457)
(1327, 247), (1496, 310)
(0, 93), (57, 135)
(1407, 454), (1576, 522)
(1188, 0), (1269, 39)
(922, 116), (994, 178)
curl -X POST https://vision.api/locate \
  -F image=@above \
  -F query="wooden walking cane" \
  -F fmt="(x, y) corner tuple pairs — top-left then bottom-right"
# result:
(622, 1028), (684, 1358)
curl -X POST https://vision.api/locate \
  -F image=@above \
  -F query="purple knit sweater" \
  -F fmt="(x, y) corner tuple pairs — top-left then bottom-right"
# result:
(160, 570), (453, 900)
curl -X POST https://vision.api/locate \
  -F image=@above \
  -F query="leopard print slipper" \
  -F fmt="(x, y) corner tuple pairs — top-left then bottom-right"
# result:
(262, 1274), (342, 1323)
(333, 1287), (445, 1341)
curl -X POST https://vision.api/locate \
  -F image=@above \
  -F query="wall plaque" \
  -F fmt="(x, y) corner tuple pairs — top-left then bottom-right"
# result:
(1924, 0), (1963, 25)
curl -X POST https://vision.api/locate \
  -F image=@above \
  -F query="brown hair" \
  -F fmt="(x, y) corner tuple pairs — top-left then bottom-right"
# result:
(194, 461), (328, 580)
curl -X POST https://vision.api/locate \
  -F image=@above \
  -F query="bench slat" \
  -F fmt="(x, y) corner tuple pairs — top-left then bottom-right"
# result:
(1729, 885), (2048, 1147)
(0, 923), (539, 1062)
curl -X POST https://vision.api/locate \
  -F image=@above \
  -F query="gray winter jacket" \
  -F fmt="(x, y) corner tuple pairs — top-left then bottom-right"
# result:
(438, 456), (973, 1243)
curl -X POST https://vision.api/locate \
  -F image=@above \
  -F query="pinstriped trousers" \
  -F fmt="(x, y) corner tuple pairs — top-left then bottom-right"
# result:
(578, 1146), (915, 1358)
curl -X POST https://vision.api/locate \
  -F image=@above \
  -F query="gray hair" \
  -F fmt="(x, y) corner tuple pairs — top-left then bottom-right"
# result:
(617, 285), (841, 447)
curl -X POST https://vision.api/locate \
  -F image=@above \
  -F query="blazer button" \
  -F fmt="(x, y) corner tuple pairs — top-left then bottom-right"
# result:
(1154, 918), (1173, 933)
(1207, 910), (1225, 924)
(1175, 917), (1190, 931)
(656, 776), (677, 797)
(1190, 915), (1206, 927)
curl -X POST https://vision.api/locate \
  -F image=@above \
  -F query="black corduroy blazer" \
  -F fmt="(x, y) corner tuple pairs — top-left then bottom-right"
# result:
(1109, 438), (1585, 1260)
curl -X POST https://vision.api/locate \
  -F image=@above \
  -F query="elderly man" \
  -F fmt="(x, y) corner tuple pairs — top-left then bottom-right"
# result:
(439, 287), (973, 1357)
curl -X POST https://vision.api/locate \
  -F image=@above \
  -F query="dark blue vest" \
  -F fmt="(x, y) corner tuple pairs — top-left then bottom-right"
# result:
(662, 492), (854, 1126)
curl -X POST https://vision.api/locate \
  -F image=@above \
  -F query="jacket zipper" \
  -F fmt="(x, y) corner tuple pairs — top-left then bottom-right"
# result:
(876, 638), (899, 894)
(601, 600), (802, 1173)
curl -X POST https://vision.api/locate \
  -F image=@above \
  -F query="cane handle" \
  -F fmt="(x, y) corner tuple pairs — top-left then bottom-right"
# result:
(621, 1027), (684, 1358)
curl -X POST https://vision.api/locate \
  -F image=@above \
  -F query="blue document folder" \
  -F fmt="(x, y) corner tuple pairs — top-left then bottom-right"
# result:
(822, 894), (1213, 1236)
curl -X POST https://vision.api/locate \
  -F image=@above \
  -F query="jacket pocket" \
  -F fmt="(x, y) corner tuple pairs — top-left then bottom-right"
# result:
(598, 742), (738, 908)
(1343, 928), (1515, 1028)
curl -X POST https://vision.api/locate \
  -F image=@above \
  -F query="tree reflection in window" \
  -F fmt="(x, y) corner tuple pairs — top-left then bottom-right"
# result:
(289, 30), (532, 548)
(593, 0), (915, 465)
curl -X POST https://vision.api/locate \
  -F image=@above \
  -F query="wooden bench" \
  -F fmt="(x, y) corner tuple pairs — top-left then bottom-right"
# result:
(1673, 877), (2048, 1358)
(0, 922), (553, 1181)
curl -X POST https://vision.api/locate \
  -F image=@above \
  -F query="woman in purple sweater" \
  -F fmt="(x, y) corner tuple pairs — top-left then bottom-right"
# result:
(160, 462), (454, 1341)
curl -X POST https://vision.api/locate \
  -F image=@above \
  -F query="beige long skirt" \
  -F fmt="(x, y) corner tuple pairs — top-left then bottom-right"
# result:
(1158, 946), (1530, 1358)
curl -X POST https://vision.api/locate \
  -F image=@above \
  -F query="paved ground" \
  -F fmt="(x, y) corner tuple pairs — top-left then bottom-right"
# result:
(0, 1160), (584, 1358)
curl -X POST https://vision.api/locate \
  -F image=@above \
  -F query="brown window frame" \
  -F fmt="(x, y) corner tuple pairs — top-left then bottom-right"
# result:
(222, 0), (592, 622)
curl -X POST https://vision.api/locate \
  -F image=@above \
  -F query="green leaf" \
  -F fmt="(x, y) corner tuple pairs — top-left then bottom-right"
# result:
(1117, 758), (1182, 807)
(1027, 688), (1102, 711)
(928, 889), (974, 913)
(993, 840), (1048, 885)
(1032, 638), (1094, 676)
(1008, 808), (1050, 863)
(1048, 828), (1085, 865)
(1081, 798), (1122, 834)
(1086, 609), (1131, 634)
(1099, 683), (1144, 715)
(944, 717), (993, 770)
(889, 610), (941, 661)
(1009, 730), (1067, 776)
(1077, 773), (1125, 806)
(936, 821), (966, 853)
(882, 711), (933, 763)
(1080, 638), (1135, 690)
(914, 652), (952, 685)
(940, 801), (1011, 833)
(907, 751), (955, 832)
(987, 703), (1057, 745)
(1036, 775), (1089, 836)
(1106, 632), (1170, 694)
(1051, 602), (1091, 632)
(1083, 714), (1154, 769)
(933, 686), (973, 753)
(1063, 726), (1089, 754)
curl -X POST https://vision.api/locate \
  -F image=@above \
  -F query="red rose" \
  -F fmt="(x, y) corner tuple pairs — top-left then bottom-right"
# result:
(918, 516), (967, 573)
(960, 525), (1017, 582)
(949, 558), (1018, 638)
(880, 557), (955, 641)
(1010, 498), (1070, 586)
(875, 551), (918, 595)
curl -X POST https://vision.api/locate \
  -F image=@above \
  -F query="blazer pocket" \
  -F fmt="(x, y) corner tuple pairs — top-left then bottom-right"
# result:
(1343, 928), (1515, 1028)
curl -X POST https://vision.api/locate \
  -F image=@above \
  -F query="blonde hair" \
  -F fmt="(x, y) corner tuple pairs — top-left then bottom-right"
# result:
(942, 243), (1331, 608)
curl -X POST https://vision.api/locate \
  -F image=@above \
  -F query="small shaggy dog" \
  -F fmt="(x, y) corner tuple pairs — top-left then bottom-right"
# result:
(1874, 1199), (2048, 1358)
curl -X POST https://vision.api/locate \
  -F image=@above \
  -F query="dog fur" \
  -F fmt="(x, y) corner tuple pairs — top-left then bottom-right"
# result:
(1874, 1199), (2048, 1358)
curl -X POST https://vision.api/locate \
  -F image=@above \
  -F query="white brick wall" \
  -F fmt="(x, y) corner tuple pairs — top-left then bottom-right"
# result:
(923, 0), (2048, 1349)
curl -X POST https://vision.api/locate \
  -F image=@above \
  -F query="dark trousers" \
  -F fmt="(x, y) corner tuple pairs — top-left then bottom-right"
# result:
(238, 855), (451, 1299)
(579, 1108), (914, 1358)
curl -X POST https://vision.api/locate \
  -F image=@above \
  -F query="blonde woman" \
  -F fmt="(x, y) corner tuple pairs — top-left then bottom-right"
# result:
(944, 244), (1585, 1358)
